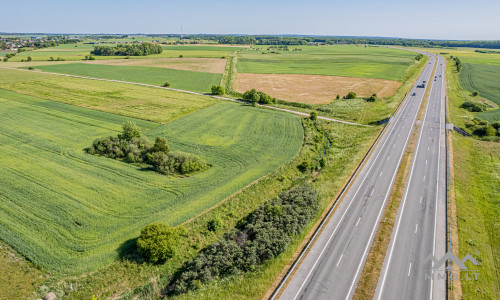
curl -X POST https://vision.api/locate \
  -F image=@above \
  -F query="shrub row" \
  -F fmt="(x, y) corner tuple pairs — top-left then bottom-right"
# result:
(87, 121), (207, 175)
(242, 89), (277, 104)
(169, 184), (319, 295)
(460, 101), (488, 112)
(464, 118), (500, 138)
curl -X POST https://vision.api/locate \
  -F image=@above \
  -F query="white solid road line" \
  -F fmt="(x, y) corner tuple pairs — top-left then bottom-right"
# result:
(415, 224), (418, 234)
(379, 171), (383, 177)
(356, 217), (361, 227)
(375, 55), (435, 300)
(291, 71), (418, 300)
(423, 176), (426, 181)
(408, 263), (412, 276)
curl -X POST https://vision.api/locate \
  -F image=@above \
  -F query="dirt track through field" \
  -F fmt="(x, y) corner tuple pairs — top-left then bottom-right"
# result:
(235, 73), (402, 104)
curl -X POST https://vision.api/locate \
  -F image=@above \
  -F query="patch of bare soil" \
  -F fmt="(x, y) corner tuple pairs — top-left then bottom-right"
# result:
(235, 73), (402, 104)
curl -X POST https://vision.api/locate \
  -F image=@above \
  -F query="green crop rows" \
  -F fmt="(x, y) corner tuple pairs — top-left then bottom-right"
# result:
(460, 63), (500, 122)
(0, 89), (303, 274)
(27, 63), (222, 93)
(237, 45), (416, 81)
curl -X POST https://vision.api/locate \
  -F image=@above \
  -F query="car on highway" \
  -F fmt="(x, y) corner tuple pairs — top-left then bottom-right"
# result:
(412, 92), (416, 96)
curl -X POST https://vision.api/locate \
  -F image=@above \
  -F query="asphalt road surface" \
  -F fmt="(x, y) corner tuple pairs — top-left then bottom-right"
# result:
(374, 55), (447, 300)
(279, 53), (438, 300)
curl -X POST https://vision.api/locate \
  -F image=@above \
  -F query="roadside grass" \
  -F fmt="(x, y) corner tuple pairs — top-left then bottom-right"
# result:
(237, 45), (416, 81)
(0, 68), (217, 123)
(460, 63), (500, 121)
(24, 63), (222, 93)
(452, 135), (499, 299)
(0, 89), (303, 275)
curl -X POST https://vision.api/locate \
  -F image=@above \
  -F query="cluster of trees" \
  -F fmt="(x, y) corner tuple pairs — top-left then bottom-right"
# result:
(242, 89), (277, 104)
(453, 56), (462, 72)
(169, 185), (319, 294)
(464, 118), (500, 138)
(87, 121), (207, 175)
(415, 54), (424, 61)
(366, 93), (378, 102)
(84, 55), (96, 60)
(460, 101), (488, 112)
(90, 43), (163, 56)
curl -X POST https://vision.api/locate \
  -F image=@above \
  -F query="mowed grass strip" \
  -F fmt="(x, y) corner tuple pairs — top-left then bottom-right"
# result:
(460, 63), (500, 121)
(237, 45), (416, 81)
(0, 90), (303, 274)
(25, 63), (222, 93)
(0, 68), (216, 123)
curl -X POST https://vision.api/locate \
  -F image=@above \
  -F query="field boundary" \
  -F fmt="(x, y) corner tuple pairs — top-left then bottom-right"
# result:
(0, 67), (370, 127)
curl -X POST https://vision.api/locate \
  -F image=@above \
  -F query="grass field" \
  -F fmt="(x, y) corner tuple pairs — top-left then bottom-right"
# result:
(460, 63), (500, 121)
(159, 45), (246, 58)
(24, 63), (222, 93)
(0, 68), (217, 123)
(0, 89), (303, 274)
(452, 135), (499, 299)
(237, 45), (416, 81)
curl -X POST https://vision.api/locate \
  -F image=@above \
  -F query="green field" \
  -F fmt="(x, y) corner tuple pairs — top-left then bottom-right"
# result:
(0, 89), (303, 274)
(0, 68), (217, 123)
(25, 63), (222, 93)
(460, 63), (500, 121)
(237, 45), (416, 81)
(159, 45), (246, 58)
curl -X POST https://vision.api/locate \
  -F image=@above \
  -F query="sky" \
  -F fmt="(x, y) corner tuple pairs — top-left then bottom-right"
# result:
(1, 0), (498, 40)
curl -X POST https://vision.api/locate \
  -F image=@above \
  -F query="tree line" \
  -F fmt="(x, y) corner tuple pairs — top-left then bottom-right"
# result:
(90, 43), (163, 56)
(214, 35), (500, 49)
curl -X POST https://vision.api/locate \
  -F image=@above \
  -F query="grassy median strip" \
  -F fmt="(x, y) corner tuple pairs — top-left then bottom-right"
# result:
(353, 55), (437, 299)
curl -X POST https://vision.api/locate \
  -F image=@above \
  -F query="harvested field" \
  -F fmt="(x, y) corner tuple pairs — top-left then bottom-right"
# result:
(234, 73), (402, 104)
(84, 57), (226, 73)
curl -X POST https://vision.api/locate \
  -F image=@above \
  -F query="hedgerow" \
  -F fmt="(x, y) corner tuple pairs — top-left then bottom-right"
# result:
(169, 184), (318, 295)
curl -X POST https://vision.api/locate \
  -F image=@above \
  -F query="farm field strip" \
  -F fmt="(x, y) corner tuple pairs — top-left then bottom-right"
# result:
(26, 63), (222, 93)
(84, 57), (227, 73)
(1, 67), (369, 126)
(0, 89), (303, 274)
(237, 45), (416, 81)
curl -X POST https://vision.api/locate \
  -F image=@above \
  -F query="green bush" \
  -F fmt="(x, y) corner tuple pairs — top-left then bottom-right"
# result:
(137, 223), (178, 263)
(344, 92), (357, 99)
(207, 217), (223, 232)
(366, 93), (377, 102)
(211, 85), (225, 95)
(162, 81), (171, 87)
(310, 111), (318, 121)
(298, 160), (311, 172)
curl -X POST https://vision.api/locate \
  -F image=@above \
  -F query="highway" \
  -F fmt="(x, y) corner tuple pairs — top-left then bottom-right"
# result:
(278, 52), (437, 300)
(374, 55), (447, 300)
